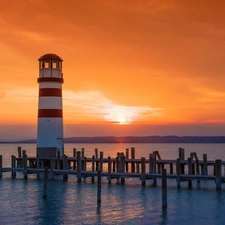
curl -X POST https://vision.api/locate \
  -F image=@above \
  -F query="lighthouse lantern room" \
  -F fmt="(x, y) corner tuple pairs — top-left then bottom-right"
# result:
(36, 53), (64, 159)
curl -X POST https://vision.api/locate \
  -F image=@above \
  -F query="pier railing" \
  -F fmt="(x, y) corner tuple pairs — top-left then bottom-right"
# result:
(1, 147), (225, 190)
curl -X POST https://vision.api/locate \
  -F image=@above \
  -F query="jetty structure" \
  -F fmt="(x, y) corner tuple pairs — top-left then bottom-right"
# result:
(36, 53), (64, 160)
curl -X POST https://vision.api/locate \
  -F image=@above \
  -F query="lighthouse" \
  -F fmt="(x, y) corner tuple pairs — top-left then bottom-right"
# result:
(36, 53), (64, 159)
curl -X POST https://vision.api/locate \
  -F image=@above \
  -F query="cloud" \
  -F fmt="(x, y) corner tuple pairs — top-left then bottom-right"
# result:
(64, 90), (162, 123)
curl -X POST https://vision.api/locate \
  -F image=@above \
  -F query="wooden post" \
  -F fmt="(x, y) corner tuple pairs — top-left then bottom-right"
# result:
(162, 169), (167, 208)
(77, 151), (81, 182)
(23, 154), (28, 179)
(176, 158), (181, 188)
(195, 154), (200, 184)
(188, 157), (192, 188)
(125, 148), (129, 172)
(170, 163), (173, 174)
(92, 155), (95, 183)
(179, 148), (185, 174)
(0, 155), (2, 178)
(17, 146), (22, 158)
(152, 152), (157, 173)
(215, 159), (221, 190)
(81, 148), (85, 170)
(141, 157), (146, 186)
(203, 154), (208, 175)
(116, 157), (119, 172)
(149, 154), (153, 173)
(57, 151), (60, 169)
(97, 170), (101, 204)
(116, 156), (119, 183)
(131, 147), (135, 173)
(11, 155), (16, 178)
(108, 156), (112, 184)
(100, 152), (103, 172)
(121, 154), (125, 184)
(95, 148), (99, 171)
(81, 148), (84, 157)
(63, 155), (68, 181)
(43, 167), (48, 199)
(113, 160), (116, 172)
(73, 148), (76, 170)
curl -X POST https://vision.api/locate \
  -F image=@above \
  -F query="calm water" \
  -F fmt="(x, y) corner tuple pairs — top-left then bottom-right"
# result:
(1, 143), (225, 225)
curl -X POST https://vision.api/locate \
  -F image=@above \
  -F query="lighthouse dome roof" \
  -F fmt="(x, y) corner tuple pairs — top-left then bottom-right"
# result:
(39, 53), (63, 61)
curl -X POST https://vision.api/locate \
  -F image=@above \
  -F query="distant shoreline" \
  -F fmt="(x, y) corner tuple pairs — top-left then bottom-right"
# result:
(1, 136), (225, 143)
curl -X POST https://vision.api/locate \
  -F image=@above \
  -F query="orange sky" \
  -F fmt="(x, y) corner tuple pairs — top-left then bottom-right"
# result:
(1, 0), (225, 140)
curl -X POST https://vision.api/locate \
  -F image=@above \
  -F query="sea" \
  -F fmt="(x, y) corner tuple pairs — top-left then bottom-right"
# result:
(1, 143), (225, 225)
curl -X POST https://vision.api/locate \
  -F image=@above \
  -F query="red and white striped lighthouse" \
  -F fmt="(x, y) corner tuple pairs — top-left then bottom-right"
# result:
(36, 53), (64, 158)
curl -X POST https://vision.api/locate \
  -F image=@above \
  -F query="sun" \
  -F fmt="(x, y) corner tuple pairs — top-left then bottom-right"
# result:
(115, 114), (129, 124)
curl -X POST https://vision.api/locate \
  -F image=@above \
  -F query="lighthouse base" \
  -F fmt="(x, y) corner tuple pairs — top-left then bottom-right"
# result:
(37, 147), (57, 159)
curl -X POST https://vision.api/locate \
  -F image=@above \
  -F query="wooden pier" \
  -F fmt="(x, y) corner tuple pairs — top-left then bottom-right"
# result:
(1, 147), (225, 190)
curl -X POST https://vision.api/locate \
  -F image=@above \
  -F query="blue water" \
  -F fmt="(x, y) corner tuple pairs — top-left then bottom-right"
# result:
(1, 143), (225, 224)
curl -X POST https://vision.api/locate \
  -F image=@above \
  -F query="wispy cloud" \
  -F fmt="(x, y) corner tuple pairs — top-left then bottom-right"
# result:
(64, 90), (162, 123)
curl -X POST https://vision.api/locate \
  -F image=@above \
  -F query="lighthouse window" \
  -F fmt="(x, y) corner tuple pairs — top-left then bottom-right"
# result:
(44, 60), (50, 68)
(52, 60), (58, 69)
(58, 61), (62, 69)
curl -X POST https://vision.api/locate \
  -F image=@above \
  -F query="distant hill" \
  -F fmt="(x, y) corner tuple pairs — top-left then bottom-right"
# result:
(64, 136), (225, 143)
(3, 136), (225, 143)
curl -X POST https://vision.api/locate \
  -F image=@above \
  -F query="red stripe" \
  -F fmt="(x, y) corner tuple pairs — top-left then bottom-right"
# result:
(38, 109), (63, 118)
(39, 88), (62, 97)
(37, 77), (64, 83)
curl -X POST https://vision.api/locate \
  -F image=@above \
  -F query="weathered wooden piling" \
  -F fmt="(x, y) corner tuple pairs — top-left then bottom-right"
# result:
(17, 146), (22, 158)
(141, 157), (146, 186)
(43, 167), (48, 199)
(81, 148), (85, 170)
(23, 152), (28, 179)
(131, 147), (135, 173)
(176, 158), (181, 188)
(77, 151), (81, 182)
(162, 169), (167, 208)
(92, 155), (95, 182)
(179, 148), (185, 174)
(108, 156), (112, 184)
(100, 152), (103, 172)
(125, 148), (129, 172)
(11, 155), (16, 178)
(0, 155), (2, 178)
(215, 159), (221, 190)
(95, 148), (99, 171)
(121, 153), (125, 184)
(73, 148), (76, 170)
(63, 155), (68, 181)
(97, 170), (101, 203)
(203, 154), (208, 175)
(188, 158), (192, 188)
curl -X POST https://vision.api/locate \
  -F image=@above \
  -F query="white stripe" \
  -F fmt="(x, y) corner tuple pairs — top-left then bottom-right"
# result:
(38, 97), (62, 109)
(37, 118), (63, 148)
(39, 82), (62, 89)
